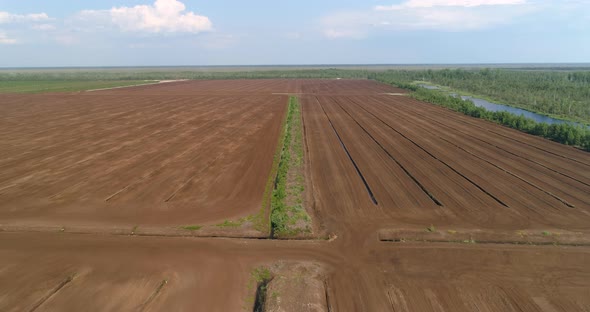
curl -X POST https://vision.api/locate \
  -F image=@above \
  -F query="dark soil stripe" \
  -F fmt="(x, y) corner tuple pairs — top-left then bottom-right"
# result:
(350, 97), (509, 208)
(333, 97), (443, 207)
(417, 112), (590, 188)
(316, 97), (378, 205)
(138, 279), (168, 312)
(29, 274), (75, 312)
(437, 136), (575, 208)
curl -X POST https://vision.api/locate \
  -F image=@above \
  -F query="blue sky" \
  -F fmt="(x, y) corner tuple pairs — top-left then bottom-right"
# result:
(0, 0), (588, 67)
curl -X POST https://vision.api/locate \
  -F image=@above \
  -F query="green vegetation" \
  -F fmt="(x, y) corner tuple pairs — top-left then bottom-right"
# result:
(0, 69), (369, 82)
(248, 266), (273, 312)
(542, 231), (552, 236)
(181, 225), (202, 231)
(370, 69), (590, 124)
(406, 86), (590, 151)
(216, 219), (242, 228)
(252, 267), (272, 283)
(426, 225), (436, 233)
(257, 108), (289, 235)
(0, 80), (156, 93)
(213, 205), (269, 231)
(270, 97), (311, 237)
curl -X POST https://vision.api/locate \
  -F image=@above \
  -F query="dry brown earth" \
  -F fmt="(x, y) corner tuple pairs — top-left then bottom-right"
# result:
(1, 79), (589, 311)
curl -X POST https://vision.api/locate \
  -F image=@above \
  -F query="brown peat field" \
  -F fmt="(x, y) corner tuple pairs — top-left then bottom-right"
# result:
(1, 79), (589, 311)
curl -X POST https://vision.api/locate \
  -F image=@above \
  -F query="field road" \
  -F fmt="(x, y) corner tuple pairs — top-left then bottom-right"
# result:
(1, 79), (589, 311)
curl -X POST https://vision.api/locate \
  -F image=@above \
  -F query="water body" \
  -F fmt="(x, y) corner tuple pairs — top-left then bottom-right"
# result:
(417, 84), (440, 90)
(416, 84), (588, 129)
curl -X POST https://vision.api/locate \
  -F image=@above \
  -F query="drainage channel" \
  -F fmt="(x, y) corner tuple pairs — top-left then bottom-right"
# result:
(316, 97), (378, 205)
(437, 135), (576, 208)
(253, 277), (272, 312)
(411, 107), (590, 188)
(29, 274), (75, 312)
(334, 98), (443, 207)
(350, 97), (509, 208)
(138, 279), (168, 311)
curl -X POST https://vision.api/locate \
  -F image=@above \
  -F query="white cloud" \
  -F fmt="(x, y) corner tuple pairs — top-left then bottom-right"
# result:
(80, 0), (212, 34)
(0, 12), (51, 24)
(322, 0), (534, 38)
(195, 33), (238, 49)
(0, 31), (17, 44)
(324, 29), (366, 39)
(55, 35), (78, 45)
(376, 0), (526, 10)
(32, 24), (56, 31)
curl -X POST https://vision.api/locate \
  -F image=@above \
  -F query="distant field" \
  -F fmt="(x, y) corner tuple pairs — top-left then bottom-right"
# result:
(0, 80), (156, 93)
(2, 79), (590, 311)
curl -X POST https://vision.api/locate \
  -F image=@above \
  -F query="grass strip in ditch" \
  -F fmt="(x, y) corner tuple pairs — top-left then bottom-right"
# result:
(251, 267), (273, 312)
(269, 96), (312, 238)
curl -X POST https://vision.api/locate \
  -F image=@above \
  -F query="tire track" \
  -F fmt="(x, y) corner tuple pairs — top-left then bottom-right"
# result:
(164, 100), (279, 202)
(28, 274), (75, 312)
(104, 99), (271, 202)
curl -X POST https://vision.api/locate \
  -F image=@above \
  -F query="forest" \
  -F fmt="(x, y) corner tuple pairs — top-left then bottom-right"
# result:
(405, 86), (590, 151)
(370, 69), (590, 124)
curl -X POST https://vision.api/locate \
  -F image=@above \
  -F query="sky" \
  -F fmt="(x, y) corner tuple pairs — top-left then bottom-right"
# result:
(0, 0), (588, 67)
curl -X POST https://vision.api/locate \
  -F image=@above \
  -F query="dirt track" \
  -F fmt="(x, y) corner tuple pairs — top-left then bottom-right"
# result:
(1, 79), (589, 311)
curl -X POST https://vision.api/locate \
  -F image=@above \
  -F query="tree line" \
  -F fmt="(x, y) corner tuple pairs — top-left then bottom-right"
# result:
(406, 87), (590, 151)
(370, 69), (590, 124)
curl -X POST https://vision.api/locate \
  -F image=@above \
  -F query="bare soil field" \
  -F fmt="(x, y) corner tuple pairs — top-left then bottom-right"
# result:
(0, 91), (286, 232)
(1, 79), (589, 311)
(302, 94), (590, 231)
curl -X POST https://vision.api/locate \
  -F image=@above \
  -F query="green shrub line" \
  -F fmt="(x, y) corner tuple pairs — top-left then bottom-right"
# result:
(257, 98), (292, 235)
(270, 96), (310, 237)
(375, 78), (590, 151)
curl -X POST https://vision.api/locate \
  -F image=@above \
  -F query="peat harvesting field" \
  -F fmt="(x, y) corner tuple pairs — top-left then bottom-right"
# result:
(0, 79), (589, 311)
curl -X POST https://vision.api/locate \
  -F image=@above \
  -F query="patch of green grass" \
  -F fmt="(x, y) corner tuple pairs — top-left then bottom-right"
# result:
(181, 225), (202, 231)
(542, 231), (552, 236)
(252, 267), (272, 283)
(216, 220), (242, 228)
(270, 97), (312, 237)
(0, 80), (157, 93)
(245, 266), (274, 311)
(426, 225), (436, 233)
